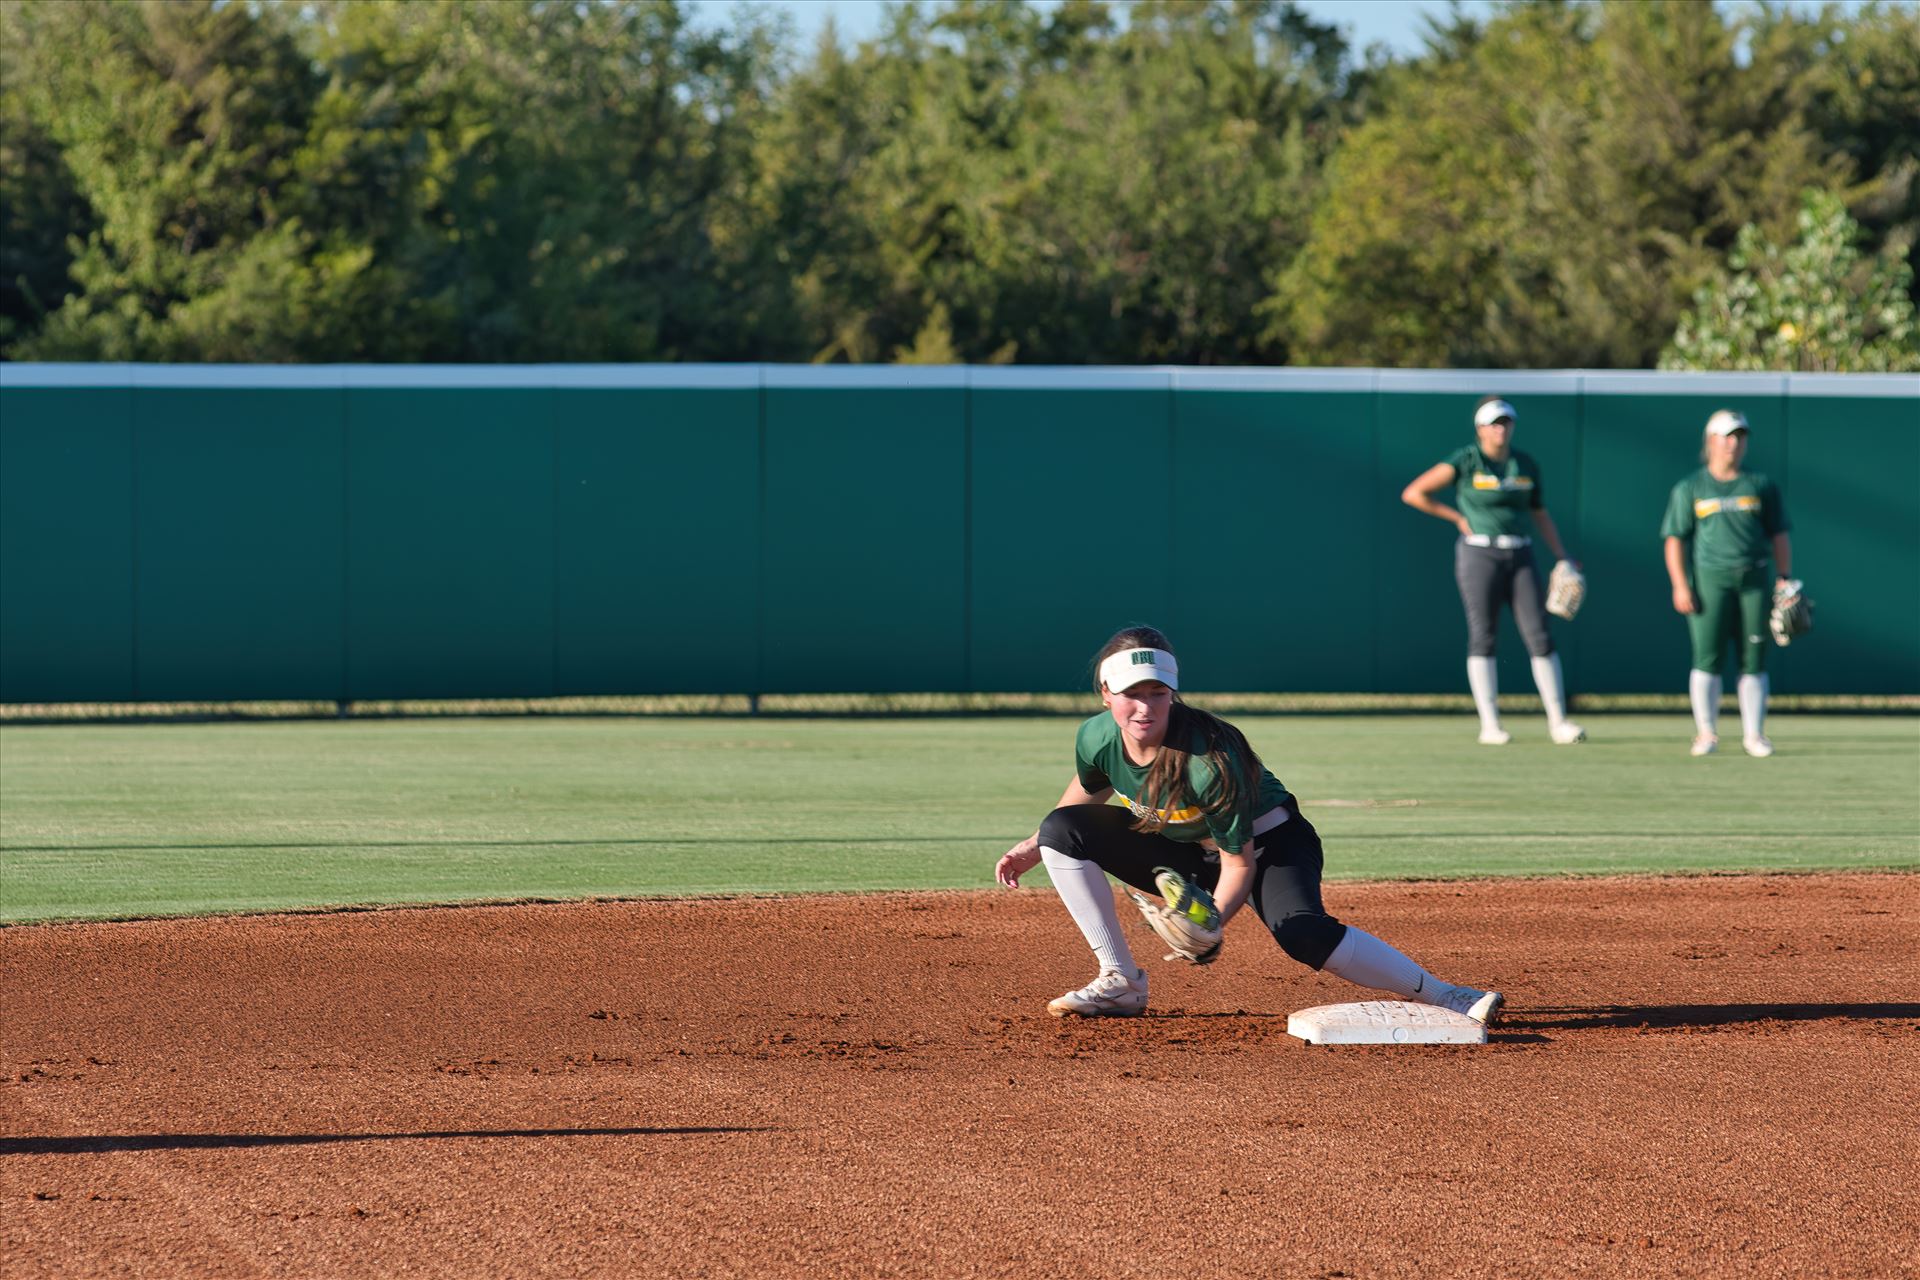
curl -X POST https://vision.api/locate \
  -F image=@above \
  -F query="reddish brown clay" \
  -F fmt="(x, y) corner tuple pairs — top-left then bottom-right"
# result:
(3, 873), (1917, 1278)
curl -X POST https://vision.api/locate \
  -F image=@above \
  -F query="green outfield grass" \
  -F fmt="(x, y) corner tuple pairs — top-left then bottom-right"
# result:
(1, 714), (1915, 923)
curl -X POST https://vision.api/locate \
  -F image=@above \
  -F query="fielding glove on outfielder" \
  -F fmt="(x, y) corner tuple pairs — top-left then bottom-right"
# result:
(1127, 867), (1223, 965)
(1545, 560), (1586, 621)
(1770, 578), (1813, 646)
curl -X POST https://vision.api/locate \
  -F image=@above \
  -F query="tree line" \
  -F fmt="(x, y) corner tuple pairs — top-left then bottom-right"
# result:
(2, 0), (1915, 368)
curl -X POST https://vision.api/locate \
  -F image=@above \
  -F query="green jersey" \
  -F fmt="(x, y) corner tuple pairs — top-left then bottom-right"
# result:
(1445, 445), (1544, 538)
(1660, 469), (1790, 572)
(1073, 713), (1292, 851)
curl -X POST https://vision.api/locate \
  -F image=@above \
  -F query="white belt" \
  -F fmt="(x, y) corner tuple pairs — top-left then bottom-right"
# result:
(1462, 534), (1531, 549)
(1253, 806), (1291, 835)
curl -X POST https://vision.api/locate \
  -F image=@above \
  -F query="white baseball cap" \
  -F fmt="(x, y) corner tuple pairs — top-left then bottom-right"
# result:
(1100, 647), (1179, 693)
(1705, 409), (1750, 436)
(1473, 399), (1517, 427)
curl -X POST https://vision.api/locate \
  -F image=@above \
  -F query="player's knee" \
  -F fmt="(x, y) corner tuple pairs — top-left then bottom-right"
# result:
(1274, 912), (1346, 970)
(1523, 635), (1554, 659)
(1467, 634), (1497, 658)
(1036, 806), (1093, 856)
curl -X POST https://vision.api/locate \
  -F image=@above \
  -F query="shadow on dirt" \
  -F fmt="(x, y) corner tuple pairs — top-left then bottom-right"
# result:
(0, 1126), (772, 1156)
(1512, 1003), (1920, 1031)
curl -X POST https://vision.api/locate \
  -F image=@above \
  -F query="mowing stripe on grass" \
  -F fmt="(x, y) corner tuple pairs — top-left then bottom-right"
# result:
(3, 715), (1915, 922)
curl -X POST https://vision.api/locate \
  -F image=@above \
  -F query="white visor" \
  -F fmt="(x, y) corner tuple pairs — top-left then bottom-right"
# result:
(1474, 399), (1517, 427)
(1100, 647), (1178, 693)
(1705, 409), (1749, 436)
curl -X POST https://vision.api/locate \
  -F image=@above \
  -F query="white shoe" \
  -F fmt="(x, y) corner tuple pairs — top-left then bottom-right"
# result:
(1478, 727), (1511, 745)
(1691, 734), (1718, 757)
(1743, 735), (1775, 758)
(1420, 980), (1505, 1026)
(1047, 968), (1148, 1018)
(1550, 721), (1586, 745)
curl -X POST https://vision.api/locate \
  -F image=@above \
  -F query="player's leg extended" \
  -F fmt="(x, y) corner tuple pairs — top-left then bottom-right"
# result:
(1735, 566), (1773, 755)
(1512, 550), (1581, 743)
(1254, 806), (1502, 1024)
(1455, 542), (1507, 743)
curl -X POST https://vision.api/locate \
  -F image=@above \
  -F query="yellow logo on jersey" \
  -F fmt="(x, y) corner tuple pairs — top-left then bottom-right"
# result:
(1694, 495), (1762, 518)
(1471, 473), (1533, 491)
(1114, 792), (1202, 826)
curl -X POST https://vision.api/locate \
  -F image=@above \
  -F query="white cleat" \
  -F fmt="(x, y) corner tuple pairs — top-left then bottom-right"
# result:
(1690, 734), (1718, 757)
(1478, 727), (1512, 746)
(1550, 721), (1587, 745)
(1047, 968), (1148, 1018)
(1743, 735), (1775, 758)
(1420, 981), (1505, 1026)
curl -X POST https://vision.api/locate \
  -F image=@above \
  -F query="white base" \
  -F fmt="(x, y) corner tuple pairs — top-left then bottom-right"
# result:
(1287, 1000), (1488, 1046)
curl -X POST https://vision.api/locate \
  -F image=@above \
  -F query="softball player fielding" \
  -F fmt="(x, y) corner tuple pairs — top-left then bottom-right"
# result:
(994, 625), (1503, 1023)
(1402, 396), (1585, 745)
(1660, 409), (1794, 757)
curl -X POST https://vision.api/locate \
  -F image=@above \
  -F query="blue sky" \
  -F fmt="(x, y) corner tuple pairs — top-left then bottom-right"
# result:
(695, 0), (1879, 59)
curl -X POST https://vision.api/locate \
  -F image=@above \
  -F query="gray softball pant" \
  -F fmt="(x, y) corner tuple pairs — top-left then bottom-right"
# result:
(1454, 540), (1554, 658)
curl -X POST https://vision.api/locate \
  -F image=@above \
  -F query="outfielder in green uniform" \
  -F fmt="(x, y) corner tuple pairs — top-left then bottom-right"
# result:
(1401, 396), (1584, 746)
(1660, 409), (1793, 757)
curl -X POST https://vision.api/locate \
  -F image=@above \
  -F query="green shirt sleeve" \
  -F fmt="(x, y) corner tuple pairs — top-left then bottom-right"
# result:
(1074, 717), (1111, 794)
(1443, 445), (1474, 479)
(1761, 479), (1791, 536)
(1523, 451), (1545, 510)
(1659, 477), (1695, 541)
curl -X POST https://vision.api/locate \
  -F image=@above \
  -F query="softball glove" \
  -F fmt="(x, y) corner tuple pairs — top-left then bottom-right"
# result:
(1128, 868), (1223, 965)
(1545, 560), (1586, 621)
(1770, 579), (1813, 646)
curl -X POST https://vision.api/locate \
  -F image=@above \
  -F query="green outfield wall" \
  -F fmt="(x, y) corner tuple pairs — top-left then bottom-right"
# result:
(1, 365), (1914, 701)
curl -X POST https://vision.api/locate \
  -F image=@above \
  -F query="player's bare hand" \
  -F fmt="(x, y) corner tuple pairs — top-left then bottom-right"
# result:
(996, 839), (1042, 888)
(1455, 516), (1473, 536)
(1671, 586), (1698, 615)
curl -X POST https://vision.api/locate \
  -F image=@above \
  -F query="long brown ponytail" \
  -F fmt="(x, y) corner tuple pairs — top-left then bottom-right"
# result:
(1092, 626), (1263, 836)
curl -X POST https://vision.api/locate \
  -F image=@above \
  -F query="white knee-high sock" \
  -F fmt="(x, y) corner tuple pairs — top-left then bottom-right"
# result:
(1530, 653), (1568, 728)
(1466, 657), (1501, 732)
(1738, 673), (1769, 740)
(1321, 927), (1437, 1000)
(1040, 846), (1136, 976)
(1689, 670), (1722, 736)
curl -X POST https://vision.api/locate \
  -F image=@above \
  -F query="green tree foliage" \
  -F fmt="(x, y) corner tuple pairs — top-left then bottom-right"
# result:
(0, 0), (1914, 366)
(1662, 189), (1918, 372)
(1268, 0), (1855, 368)
(302, 0), (785, 360)
(2, 0), (781, 361)
(747, 0), (1372, 364)
(3, 0), (367, 360)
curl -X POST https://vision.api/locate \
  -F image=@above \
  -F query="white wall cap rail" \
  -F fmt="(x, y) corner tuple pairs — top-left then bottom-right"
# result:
(1172, 367), (1377, 392)
(761, 364), (970, 389)
(1580, 371), (1791, 396)
(1, 363), (1914, 396)
(969, 366), (1174, 390)
(1783, 372), (1920, 398)
(1376, 369), (1585, 394)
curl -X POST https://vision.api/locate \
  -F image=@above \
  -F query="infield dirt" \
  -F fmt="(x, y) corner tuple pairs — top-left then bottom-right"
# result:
(4, 873), (1917, 1278)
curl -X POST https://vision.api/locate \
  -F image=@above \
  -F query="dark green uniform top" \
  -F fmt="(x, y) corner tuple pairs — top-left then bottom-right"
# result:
(1659, 469), (1790, 572)
(1074, 713), (1291, 851)
(1444, 445), (1544, 538)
